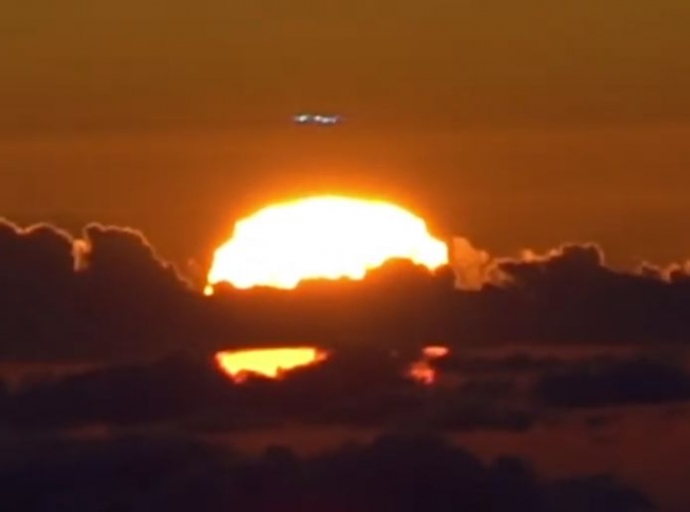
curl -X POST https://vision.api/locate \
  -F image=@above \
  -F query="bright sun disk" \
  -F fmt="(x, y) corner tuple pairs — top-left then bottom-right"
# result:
(206, 195), (448, 291)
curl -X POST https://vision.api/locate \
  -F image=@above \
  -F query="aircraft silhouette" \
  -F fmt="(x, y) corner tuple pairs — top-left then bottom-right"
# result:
(293, 113), (343, 125)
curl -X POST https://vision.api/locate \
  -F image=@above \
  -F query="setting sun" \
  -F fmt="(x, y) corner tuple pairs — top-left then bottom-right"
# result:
(206, 195), (448, 291)
(215, 347), (328, 382)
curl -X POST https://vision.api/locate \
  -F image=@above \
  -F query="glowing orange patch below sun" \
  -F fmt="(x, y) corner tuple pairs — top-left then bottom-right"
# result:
(422, 345), (450, 359)
(206, 195), (448, 292)
(215, 347), (328, 382)
(409, 345), (450, 385)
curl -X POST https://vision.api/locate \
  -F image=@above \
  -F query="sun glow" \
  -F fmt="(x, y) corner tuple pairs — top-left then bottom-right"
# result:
(215, 347), (328, 382)
(409, 345), (450, 385)
(206, 195), (448, 291)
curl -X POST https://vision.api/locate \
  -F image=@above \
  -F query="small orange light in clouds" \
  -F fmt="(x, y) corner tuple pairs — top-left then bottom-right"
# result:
(423, 345), (450, 358)
(409, 345), (450, 385)
(206, 195), (448, 291)
(215, 347), (328, 382)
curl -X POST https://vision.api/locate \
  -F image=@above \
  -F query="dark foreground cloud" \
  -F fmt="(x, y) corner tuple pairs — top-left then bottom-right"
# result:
(0, 219), (689, 363)
(535, 356), (690, 409)
(435, 350), (690, 411)
(0, 433), (653, 512)
(0, 219), (686, 511)
(1, 351), (533, 433)
(2, 218), (690, 435)
(9, 348), (690, 433)
(0, 220), (200, 360)
(213, 242), (690, 348)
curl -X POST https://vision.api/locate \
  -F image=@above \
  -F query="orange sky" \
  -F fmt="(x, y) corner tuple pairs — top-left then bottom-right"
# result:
(2, 0), (689, 267)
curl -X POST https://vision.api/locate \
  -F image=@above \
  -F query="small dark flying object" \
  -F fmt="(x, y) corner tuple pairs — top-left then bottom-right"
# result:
(293, 114), (343, 125)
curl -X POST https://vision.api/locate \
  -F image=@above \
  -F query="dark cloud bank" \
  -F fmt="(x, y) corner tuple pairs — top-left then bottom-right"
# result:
(2, 218), (690, 428)
(0, 433), (652, 512)
(2, 218), (690, 510)
(0, 219), (689, 362)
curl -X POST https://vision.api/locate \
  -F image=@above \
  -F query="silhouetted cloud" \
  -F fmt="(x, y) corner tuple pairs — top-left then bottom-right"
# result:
(0, 433), (654, 512)
(0, 219), (685, 509)
(535, 357), (690, 408)
(2, 351), (534, 433)
(18, 346), (690, 433)
(0, 220), (204, 361)
(0, 219), (690, 431)
(5, 355), (232, 429)
(210, 242), (690, 349)
(543, 475), (653, 512)
(1, 219), (690, 362)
